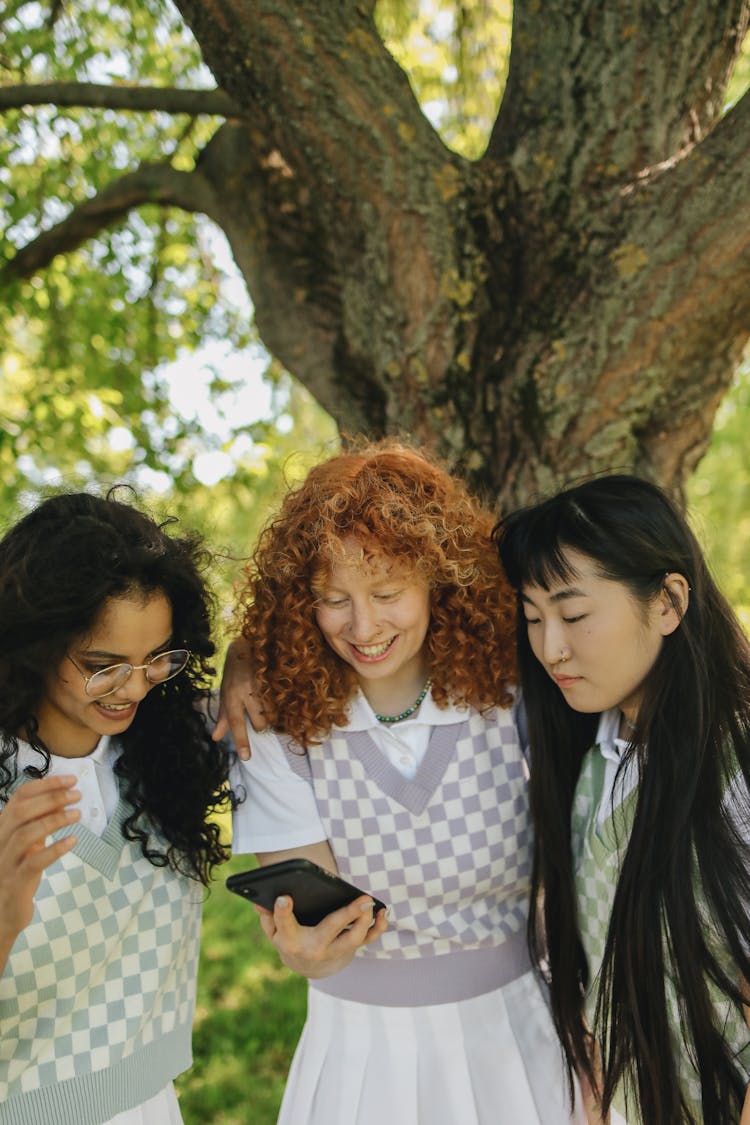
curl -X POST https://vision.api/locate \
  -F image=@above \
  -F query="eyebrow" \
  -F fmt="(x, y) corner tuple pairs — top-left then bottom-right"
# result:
(521, 586), (587, 605)
(80, 638), (173, 660)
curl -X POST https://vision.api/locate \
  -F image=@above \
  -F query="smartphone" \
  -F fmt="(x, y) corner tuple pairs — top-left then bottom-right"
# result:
(225, 858), (386, 926)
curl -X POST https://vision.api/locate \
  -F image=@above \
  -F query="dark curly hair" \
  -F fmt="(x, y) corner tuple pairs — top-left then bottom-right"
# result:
(236, 439), (518, 747)
(0, 490), (234, 886)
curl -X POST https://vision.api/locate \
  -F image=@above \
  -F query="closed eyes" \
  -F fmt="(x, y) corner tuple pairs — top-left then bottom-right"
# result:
(523, 613), (587, 626)
(317, 590), (402, 607)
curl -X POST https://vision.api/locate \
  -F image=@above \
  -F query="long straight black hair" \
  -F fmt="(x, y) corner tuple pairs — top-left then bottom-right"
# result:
(495, 474), (750, 1124)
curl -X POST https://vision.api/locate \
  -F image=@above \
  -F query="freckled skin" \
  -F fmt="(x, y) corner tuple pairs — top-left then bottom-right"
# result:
(313, 539), (431, 718)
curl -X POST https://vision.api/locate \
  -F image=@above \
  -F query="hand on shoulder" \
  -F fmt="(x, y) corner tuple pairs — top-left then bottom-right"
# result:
(212, 637), (269, 760)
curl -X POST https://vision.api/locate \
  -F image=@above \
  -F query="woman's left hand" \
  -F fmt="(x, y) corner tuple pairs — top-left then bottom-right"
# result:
(211, 637), (267, 759)
(256, 893), (388, 979)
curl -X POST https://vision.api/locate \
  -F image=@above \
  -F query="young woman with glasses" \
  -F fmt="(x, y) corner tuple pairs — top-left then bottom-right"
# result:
(0, 491), (235, 1125)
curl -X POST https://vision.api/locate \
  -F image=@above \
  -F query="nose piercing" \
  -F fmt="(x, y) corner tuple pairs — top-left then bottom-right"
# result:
(559, 649), (570, 663)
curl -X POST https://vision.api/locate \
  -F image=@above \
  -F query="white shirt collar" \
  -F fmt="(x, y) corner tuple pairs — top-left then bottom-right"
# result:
(594, 709), (630, 764)
(13, 736), (120, 836)
(338, 687), (470, 733)
(16, 734), (115, 771)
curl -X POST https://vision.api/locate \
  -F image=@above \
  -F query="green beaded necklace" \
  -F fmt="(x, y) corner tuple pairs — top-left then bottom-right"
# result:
(374, 679), (432, 724)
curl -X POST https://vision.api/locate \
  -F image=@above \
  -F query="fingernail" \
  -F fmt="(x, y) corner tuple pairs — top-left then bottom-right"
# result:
(360, 900), (374, 911)
(275, 896), (289, 908)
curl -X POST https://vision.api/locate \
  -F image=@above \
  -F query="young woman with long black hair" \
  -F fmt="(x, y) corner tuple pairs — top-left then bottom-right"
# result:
(496, 474), (750, 1125)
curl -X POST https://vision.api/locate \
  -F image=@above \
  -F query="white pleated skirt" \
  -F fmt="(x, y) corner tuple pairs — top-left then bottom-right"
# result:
(278, 970), (584, 1125)
(106, 1083), (183, 1125)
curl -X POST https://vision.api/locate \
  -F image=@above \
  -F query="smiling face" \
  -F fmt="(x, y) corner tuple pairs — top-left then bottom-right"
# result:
(312, 540), (431, 715)
(36, 590), (174, 758)
(521, 548), (679, 725)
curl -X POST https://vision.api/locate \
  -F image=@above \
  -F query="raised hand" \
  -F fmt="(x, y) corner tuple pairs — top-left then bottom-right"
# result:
(0, 775), (80, 972)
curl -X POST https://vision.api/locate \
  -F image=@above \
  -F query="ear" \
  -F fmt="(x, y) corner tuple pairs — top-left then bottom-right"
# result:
(655, 572), (690, 636)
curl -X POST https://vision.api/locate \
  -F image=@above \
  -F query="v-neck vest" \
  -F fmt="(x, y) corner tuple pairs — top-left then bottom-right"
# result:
(284, 707), (534, 1005)
(0, 792), (202, 1125)
(573, 746), (750, 1122)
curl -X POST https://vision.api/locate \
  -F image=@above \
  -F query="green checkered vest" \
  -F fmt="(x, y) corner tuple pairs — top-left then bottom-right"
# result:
(0, 793), (202, 1125)
(572, 745), (750, 1123)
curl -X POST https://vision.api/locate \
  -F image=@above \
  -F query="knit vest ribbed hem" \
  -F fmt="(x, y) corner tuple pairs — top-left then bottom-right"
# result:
(312, 929), (532, 1006)
(0, 1024), (191, 1125)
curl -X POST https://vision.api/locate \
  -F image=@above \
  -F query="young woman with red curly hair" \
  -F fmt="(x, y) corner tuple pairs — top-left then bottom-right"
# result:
(225, 441), (581, 1125)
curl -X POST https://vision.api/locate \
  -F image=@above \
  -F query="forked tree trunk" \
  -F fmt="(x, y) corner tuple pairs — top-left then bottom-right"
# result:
(4, 1), (750, 505)
(171, 0), (750, 505)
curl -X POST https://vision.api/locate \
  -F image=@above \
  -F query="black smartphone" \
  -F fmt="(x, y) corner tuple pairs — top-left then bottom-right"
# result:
(225, 858), (386, 926)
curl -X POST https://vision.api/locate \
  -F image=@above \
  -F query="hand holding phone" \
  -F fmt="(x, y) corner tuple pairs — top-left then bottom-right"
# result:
(226, 858), (386, 926)
(227, 858), (388, 979)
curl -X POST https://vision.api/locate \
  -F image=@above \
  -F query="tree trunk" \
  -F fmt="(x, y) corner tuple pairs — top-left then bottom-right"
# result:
(170, 0), (750, 506)
(5, 0), (749, 506)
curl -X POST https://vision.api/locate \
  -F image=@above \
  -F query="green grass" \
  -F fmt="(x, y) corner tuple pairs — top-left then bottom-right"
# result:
(176, 853), (307, 1125)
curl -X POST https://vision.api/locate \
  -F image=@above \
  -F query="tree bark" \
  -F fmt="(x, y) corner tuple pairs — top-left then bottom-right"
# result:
(4, 0), (749, 505)
(171, 0), (750, 505)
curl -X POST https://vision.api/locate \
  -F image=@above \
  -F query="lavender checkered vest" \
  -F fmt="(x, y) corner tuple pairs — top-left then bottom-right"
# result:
(284, 707), (534, 1006)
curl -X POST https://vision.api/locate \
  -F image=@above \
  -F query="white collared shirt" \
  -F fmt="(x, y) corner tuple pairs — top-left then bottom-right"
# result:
(15, 736), (119, 837)
(341, 690), (471, 779)
(593, 709), (640, 833)
(231, 688), (481, 854)
(592, 710), (750, 845)
(8, 738), (183, 1125)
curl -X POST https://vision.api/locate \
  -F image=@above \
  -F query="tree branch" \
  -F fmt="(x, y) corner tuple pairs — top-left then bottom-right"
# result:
(172, 1), (447, 214)
(172, 1), (470, 423)
(615, 85), (750, 331)
(0, 81), (240, 117)
(509, 86), (750, 492)
(486, 0), (749, 202)
(189, 121), (387, 433)
(1, 161), (223, 282)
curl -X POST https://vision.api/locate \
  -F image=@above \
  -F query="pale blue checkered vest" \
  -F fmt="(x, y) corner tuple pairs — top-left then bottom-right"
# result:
(573, 746), (750, 1123)
(0, 792), (202, 1125)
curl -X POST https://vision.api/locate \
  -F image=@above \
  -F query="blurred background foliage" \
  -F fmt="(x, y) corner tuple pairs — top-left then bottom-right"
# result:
(2, 2), (749, 1122)
(688, 354), (750, 622)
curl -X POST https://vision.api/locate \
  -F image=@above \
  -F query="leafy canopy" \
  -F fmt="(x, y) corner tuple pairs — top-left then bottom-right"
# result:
(1, 0), (511, 522)
(2, 1), (750, 610)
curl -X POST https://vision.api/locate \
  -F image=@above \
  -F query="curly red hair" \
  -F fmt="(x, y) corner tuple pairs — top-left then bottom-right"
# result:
(236, 439), (517, 747)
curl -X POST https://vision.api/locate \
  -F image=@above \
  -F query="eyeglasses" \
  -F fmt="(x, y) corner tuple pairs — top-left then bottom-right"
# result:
(67, 649), (191, 699)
